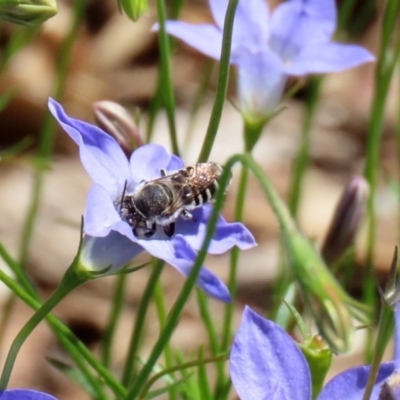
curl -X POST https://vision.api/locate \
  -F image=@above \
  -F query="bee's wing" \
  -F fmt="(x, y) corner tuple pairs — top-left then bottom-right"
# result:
(167, 182), (197, 213)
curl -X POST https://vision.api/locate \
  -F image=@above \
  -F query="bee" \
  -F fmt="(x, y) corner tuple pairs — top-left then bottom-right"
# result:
(119, 162), (230, 238)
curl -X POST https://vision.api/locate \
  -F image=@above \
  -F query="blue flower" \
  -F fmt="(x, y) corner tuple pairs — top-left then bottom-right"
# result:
(162, 0), (374, 122)
(48, 99), (256, 302)
(230, 307), (395, 399)
(0, 389), (57, 399)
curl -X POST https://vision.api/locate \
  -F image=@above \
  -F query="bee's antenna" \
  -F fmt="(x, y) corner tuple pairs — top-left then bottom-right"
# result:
(120, 180), (128, 210)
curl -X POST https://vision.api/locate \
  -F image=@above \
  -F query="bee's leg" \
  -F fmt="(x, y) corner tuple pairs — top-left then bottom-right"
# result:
(160, 168), (167, 177)
(163, 223), (175, 237)
(181, 210), (193, 220)
(144, 223), (157, 238)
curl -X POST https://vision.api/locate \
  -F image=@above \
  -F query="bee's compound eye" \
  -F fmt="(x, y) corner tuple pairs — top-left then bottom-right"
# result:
(136, 184), (172, 216)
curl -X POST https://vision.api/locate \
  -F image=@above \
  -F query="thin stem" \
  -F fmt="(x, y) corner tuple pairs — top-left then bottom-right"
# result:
(126, 158), (234, 399)
(0, 267), (86, 389)
(138, 353), (228, 400)
(216, 121), (261, 400)
(154, 280), (177, 400)
(183, 60), (214, 154)
(122, 259), (164, 387)
(288, 76), (321, 219)
(18, 0), (88, 267)
(146, 81), (163, 143)
(195, 290), (221, 392)
(362, 303), (394, 400)
(197, 0), (239, 162)
(155, 0), (180, 155)
(220, 167), (248, 347)
(197, 347), (213, 400)
(363, 0), (400, 361)
(0, 256), (125, 397)
(196, 291), (219, 355)
(102, 273), (127, 368)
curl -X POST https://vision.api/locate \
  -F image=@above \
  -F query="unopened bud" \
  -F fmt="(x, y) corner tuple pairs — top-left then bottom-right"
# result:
(383, 247), (400, 306)
(299, 335), (332, 394)
(92, 100), (143, 157)
(0, 0), (57, 25)
(118, 0), (148, 21)
(321, 176), (369, 265)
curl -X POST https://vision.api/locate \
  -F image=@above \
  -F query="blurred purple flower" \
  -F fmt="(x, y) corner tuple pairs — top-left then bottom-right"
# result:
(230, 307), (395, 400)
(49, 99), (256, 302)
(0, 389), (57, 400)
(162, 0), (374, 121)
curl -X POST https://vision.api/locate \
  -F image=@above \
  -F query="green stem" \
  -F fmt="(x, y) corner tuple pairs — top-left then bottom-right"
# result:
(196, 291), (219, 355)
(363, 0), (400, 361)
(127, 151), (299, 399)
(197, 0), (238, 162)
(154, 279), (177, 400)
(216, 120), (264, 400)
(195, 290), (221, 394)
(155, 0), (180, 156)
(0, 258), (125, 397)
(220, 166), (248, 348)
(197, 347), (213, 400)
(362, 303), (394, 400)
(146, 81), (163, 143)
(0, 26), (38, 73)
(139, 353), (227, 400)
(126, 159), (234, 399)
(122, 259), (164, 387)
(398, 66), (400, 242)
(0, 266), (87, 389)
(288, 76), (321, 219)
(183, 60), (214, 154)
(102, 273), (127, 368)
(18, 0), (88, 267)
(0, 296), (16, 349)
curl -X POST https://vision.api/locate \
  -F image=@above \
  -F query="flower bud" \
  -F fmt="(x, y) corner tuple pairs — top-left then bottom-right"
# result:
(118, 0), (148, 21)
(92, 100), (143, 157)
(383, 247), (400, 306)
(321, 176), (369, 265)
(299, 335), (332, 395)
(285, 226), (370, 353)
(0, 0), (57, 25)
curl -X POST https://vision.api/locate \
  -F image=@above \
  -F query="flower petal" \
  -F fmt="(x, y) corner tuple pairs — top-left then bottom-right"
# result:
(270, 0), (336, 62)
(209, 0), (270, 53)
(176, 206), (256, 254)
(230, 307), (311, 400)
(236, 49), (287, 118)
(139, 236), (231, 302)
(129, 143), (182, 183)
(395, 302), (400, 367)
(167, 154), (185, 172)
(163, 21), (223, 60)
(287, 42), (375, 76)
(0, 389), (58, 400)
(80, 232), (143, 272)
(317, 362), (395, 400)
(48, 98), (131, 197)
(208, 0), (228, 29)
(84, 184), (122, 237)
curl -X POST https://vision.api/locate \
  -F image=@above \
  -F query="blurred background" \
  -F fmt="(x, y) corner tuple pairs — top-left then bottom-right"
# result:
(0, 0), (398, 398)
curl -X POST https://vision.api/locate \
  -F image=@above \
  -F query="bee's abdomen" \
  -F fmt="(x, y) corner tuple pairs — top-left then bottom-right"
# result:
(190, 181), (219, 207)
